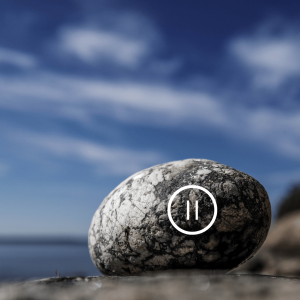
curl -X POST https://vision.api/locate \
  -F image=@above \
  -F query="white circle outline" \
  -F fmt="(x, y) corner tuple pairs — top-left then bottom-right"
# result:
(167, 185), (218, 235)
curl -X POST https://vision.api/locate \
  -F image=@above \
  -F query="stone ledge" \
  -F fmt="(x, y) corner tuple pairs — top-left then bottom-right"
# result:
(1, 272), (299, 300)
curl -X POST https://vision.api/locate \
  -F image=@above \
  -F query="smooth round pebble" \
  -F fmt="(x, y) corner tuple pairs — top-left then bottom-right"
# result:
(89, 159), (271, 275)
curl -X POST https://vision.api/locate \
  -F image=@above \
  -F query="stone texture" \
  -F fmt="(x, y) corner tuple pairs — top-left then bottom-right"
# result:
(277, 185), (300, 219)
(89, 159), (271, 275)
(4, 273), (300, 300)
(235, 211), (300, 276)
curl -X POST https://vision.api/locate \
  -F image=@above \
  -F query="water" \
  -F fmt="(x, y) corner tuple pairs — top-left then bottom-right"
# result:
(0, 244), (101, 281)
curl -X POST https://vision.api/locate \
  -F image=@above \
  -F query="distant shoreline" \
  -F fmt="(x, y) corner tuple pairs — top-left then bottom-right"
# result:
(0, 237), (87, 246)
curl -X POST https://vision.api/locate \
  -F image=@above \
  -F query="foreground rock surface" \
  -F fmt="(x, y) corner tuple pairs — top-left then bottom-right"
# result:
(2, 273), (300, 300)
(235, 211), (300, 276)
(89, 159), (271, 275)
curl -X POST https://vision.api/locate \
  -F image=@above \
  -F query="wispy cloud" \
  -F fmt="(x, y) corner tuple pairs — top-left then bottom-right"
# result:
(52, 11), (179, 75)
(57, 27), (150, 68)
(10, 130), (164, 175)
(1, 69), (300, 162)
(239, 107), (300, 159)
(0, 47), (37, 68)
(229, 24), (300, 89)
(1, 15), (300, 167)
(0, 70), (228, 126)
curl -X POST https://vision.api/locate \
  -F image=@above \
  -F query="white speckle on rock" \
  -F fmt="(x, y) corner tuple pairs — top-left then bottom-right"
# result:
(134, 172), (146, 180)
(89, 235), (96, 246)
(148, 169), (164, 186)
(197, 169), (212, 176)
(223, 181), (239, 197)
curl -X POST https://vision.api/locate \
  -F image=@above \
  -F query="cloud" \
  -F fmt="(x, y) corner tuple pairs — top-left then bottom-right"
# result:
(1, 69), (300, 162)
(52, 11), (174, 73)
(1, 15), (300, 166)
(0, 70), (229, 128)
(229, 26), (300, 88)
(58, 27), (150, 68)
(0, 47), (37, 68)
(11, 130), (164, 175)
(240, 107), (300, 159)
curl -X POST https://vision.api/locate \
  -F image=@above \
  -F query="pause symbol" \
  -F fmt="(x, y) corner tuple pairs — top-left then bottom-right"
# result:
(168, 185), (218, 235)
(186, 201), (199, 220)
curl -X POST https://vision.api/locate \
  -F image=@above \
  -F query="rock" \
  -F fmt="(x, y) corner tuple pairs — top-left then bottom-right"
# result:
(277, 185), (300, 219)
(235, 211), (300, 276)
(8, 273), (300, 300)
(89, 159), (271, 275)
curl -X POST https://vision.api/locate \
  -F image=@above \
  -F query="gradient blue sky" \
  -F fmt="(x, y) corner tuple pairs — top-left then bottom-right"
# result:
(1, 0), (300, 236)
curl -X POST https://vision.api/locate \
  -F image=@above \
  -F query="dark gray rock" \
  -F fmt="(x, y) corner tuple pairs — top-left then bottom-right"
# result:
(89, 159), (271, 275)
(235, 211), (300, 276)
(277, 185), (300, 219)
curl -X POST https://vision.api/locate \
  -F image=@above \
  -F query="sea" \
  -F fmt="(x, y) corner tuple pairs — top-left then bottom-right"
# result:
(0, 237), (101, 282)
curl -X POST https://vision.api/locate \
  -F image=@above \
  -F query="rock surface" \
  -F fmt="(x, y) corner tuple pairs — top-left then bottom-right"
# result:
(277, 185), (300, 219)
(235, 211), (300, 276)
(3, 273), (300, 300)
(89, 159), (271, 275)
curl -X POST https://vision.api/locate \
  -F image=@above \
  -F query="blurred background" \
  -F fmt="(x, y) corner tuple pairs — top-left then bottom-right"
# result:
(0, 0), (300, 280)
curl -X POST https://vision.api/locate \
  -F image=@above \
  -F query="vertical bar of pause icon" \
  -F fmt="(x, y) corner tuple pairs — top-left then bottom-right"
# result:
(186, 200), (198, 220)
(187, 201), (189, 220)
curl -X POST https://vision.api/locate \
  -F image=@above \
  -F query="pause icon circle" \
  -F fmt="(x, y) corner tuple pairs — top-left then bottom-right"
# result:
(167, 185), (218, 235)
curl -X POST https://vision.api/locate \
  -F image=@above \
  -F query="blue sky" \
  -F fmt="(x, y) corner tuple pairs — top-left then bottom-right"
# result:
(0, 0), (300, 236)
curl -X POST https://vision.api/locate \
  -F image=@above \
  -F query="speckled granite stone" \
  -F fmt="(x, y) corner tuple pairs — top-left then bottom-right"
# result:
(89, 159), (271, 275)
